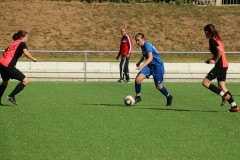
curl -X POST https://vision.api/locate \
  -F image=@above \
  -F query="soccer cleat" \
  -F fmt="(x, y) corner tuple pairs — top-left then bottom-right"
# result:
(221, 94), (230, 106)
(135, 96), (142, 104)
(166, 95), (173, 106)
(7, 96), (18, 105)
(228, 106), (239, 112)
(117, 79), (124, 83)
(124, 80), (130, 83)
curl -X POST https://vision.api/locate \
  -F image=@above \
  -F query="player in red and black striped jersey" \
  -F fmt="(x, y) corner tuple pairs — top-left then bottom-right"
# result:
(202, 24), (239, 112)
(116, 28), (132, 83)
(0, 30), (37, 105)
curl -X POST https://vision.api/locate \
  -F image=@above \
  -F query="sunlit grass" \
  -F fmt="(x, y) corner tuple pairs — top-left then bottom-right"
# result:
(0, 82), (239, 159)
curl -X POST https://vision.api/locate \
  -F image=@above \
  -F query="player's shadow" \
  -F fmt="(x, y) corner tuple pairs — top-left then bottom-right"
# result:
(80, 104), (225, 112)
(138, 107), (225, 112)
(0, 104), (12, 107)
(80, 103), (127, 107)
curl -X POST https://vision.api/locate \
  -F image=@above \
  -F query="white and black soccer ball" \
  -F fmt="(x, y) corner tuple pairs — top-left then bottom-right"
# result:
(124, 95), (135, 106)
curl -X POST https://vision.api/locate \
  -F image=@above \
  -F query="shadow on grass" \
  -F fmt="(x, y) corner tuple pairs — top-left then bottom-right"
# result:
(81, 103), (226, 112)
(0, 104), (12, 107)
(81, 103), (127, 107)
(138, 107), (227, 112)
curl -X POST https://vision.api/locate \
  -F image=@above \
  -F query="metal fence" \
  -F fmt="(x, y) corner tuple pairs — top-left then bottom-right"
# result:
(222, 0), (240, 4)
(194, 0), (240, 5)
(1, 50), (239, 82)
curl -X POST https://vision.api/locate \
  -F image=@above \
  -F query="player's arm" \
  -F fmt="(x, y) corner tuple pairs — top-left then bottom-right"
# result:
(126, 36), (132, 58)
(207, 39), (222, 64)
(23, 49), (37, 62)
(116, 41), (122, 60)
(136, 56), (144, 67)
(209, 46), (222, 64)
(137, 52), (153, 70)
(116, 52), (120, 60)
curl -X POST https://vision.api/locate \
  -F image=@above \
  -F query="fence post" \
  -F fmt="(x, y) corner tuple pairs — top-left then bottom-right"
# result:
(216, 0), (222, 5)
(84, 51), (87, 82)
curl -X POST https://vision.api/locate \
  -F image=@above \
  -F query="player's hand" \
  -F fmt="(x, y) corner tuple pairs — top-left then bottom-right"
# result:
(205, 60), (210, 64)
(137, 65), (143, 70)
(209, 59), (215, 64)
(116, 56), (119, 60)
(32, 58), (37, 62)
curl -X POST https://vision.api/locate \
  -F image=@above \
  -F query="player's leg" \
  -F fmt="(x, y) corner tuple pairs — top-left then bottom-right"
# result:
(0, 66), (10, 105)
(153, 65), (173, 106)
(0, 80), (9, 105)
(134, 73), (145, 103)
(134, 66), (150, 104)
(217, 75), (230, 106)
(124, 57), (130, 83)
(7, 68), (28, 105)
(118, 56), (125, 82)
(218, 77), (239, 112)
(202, 67), (230, 104)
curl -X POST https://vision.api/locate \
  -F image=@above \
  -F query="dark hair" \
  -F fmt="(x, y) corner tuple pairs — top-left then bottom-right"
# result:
(204, 24), (221, 40)
(135, 33), (144, 39)
(12, 30), (28, 40)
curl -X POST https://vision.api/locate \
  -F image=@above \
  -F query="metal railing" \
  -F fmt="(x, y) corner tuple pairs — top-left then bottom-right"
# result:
(195, 0), (240, 5)
(222, 0), (240, 4)
(1, 50), (240, 82)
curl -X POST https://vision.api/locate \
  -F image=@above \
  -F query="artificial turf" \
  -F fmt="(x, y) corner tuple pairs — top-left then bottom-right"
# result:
(0, 82), (239, 160)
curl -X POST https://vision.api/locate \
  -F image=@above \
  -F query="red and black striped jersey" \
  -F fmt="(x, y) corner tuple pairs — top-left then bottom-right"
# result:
(0, 40), (27, 67)
(209, 37), (228, 68)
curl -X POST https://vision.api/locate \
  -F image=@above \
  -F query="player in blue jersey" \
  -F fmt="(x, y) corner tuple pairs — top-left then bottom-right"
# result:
(134, 33), (173, 106)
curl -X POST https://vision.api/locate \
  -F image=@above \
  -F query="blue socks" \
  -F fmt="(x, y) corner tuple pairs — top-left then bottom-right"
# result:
(135, 83), (141, 96)
(159, 86), (169, 97)
(135, 83), (170, 98)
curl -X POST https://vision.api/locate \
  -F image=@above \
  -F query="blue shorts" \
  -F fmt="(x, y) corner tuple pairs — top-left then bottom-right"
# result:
(139, 65), (165, 84)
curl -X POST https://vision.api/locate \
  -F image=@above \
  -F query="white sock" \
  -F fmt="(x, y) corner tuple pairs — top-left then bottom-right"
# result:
(231, 102), (236, 107)
(220, 91), (225, 96)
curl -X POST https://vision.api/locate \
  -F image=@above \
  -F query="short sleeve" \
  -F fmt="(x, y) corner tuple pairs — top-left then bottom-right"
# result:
(209, 39), (219, 49)
(144, 42), (153, 53)
(19, 42), (28, 50)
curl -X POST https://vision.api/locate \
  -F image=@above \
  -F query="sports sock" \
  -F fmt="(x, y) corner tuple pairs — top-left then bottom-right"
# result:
(0, 83), (7, 102)
(208, 84), (222, 95)
(9, 82), (25, 97)
(135, 83), (141, 96)
(225, 91), (232, 96)
(159, 86), (169, 97)
(225, 91), (236, 106)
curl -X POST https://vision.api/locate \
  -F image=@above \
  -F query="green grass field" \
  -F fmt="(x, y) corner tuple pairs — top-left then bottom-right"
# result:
(0, 82), (239, 160)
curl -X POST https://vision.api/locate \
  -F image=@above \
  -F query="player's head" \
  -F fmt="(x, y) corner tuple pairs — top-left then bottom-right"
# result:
(204, 24), (221, 40)
(121, 28), (126, 35)
(135, 33), (145, 46)
(12, 30), (28, 42)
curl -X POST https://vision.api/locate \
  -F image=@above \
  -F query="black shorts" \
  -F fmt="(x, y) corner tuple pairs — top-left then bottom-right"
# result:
(206, 66), (228, 82)
(0, 64), (25, 81)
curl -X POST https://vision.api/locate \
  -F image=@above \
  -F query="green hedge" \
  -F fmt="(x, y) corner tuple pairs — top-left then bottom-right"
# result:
(48, 0), (194, 4)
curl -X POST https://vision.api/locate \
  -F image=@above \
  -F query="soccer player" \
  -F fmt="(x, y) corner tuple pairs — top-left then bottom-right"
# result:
(116, 28), (132, 83)
(0, 30), (37, 105)
(134, 33), (173, 106)
(202, 24), (239, 112)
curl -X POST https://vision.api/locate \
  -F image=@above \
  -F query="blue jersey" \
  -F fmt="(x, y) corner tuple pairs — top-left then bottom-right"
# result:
(141, 41), (163, 66)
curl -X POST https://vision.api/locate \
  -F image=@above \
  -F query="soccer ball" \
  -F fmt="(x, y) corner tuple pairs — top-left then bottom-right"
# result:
(124, 95), (135, 106)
